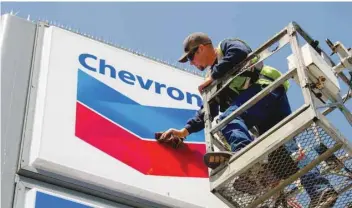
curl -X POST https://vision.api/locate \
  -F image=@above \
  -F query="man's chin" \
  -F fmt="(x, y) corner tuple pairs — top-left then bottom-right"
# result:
(198, 66), (206, 71)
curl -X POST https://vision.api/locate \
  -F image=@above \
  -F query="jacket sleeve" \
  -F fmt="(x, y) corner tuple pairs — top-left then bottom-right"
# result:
(211, 39), (251, 80)
(184, 103), (219, 134)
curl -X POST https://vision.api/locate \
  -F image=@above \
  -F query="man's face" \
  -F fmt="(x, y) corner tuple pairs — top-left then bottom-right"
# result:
(188, 45), (207, 71)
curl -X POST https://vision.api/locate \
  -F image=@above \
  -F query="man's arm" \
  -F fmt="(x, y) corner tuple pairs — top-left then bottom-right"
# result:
(160, 103), (219, 139)
(184, 103), (219, 135)
(211, 39), (251, 80)
(184, 107), (206, 134)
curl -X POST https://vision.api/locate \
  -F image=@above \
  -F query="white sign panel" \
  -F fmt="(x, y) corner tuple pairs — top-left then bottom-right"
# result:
(27, 26), (226, 207)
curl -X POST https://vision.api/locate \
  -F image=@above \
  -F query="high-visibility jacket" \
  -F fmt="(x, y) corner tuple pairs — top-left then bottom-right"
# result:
(214, 38), (290, 94)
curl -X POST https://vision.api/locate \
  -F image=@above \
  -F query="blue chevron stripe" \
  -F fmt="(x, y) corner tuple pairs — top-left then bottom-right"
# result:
(77, 69), (205, 143)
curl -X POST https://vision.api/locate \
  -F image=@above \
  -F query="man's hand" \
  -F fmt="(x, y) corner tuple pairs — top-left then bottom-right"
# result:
(155, 128), (189, 149)
(160, 128), (189, 140)
(198, 76), (214, 93)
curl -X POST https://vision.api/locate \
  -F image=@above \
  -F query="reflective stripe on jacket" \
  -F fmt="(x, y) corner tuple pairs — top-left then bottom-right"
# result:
(216, 38), (290, 93)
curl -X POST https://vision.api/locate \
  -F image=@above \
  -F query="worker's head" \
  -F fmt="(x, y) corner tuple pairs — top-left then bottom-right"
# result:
(178, 32), (217, 71)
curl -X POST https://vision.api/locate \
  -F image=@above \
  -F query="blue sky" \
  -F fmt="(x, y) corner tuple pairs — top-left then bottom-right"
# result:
(2, 2), (351, 207)
(1, 2), (351, 138)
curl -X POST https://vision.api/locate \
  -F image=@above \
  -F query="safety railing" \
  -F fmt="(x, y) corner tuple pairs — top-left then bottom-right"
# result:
(201, 21), (352, 208)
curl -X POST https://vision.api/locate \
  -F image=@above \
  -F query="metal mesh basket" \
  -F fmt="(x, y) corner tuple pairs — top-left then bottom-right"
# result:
(215, 122), (352, 208)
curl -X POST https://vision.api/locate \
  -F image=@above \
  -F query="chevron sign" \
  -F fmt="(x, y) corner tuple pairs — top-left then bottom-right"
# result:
(75, 53), (208, 178)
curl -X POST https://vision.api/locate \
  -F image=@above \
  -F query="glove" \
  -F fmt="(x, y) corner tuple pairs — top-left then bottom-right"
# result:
(155, 132), (185, 149)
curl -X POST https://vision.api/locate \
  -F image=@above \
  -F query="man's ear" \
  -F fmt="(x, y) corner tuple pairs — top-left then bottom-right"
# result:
(198, 44), (204, 51)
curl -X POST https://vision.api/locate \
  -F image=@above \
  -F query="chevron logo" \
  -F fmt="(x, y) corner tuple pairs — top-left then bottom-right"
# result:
(75, 62), (208, 178)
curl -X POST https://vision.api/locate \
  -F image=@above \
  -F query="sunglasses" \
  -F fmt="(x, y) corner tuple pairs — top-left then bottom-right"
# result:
(186, 42), (212, 62)
(187, 46), (200, 62)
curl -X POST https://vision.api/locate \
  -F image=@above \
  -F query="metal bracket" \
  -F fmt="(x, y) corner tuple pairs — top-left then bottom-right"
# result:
(316, 76), (326, 90)
(316, 102), (341, 110)
(288, 22), (297, 36)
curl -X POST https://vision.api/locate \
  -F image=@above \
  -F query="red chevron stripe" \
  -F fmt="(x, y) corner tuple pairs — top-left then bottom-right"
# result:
(75, 102), (208, 178)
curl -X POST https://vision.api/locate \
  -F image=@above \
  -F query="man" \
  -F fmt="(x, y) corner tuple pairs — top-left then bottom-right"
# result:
(158, 32), (337, 207)
(160, 32), (291, 161)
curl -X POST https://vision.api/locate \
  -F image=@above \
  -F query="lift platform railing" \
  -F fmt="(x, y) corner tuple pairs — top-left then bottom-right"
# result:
(200, 21), (352, 208)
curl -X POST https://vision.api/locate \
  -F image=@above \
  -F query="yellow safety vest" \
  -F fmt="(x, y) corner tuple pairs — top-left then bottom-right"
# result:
(214, 38), (290, 94)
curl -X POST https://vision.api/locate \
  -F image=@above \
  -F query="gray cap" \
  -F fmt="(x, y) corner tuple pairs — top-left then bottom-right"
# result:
(178, 32), (212, 63)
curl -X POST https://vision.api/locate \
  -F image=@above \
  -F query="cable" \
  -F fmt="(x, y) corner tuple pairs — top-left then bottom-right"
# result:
(342, 71), (352, 104)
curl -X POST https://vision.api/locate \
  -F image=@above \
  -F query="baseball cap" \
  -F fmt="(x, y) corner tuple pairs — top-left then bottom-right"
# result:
(178, 32), (212, 63)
